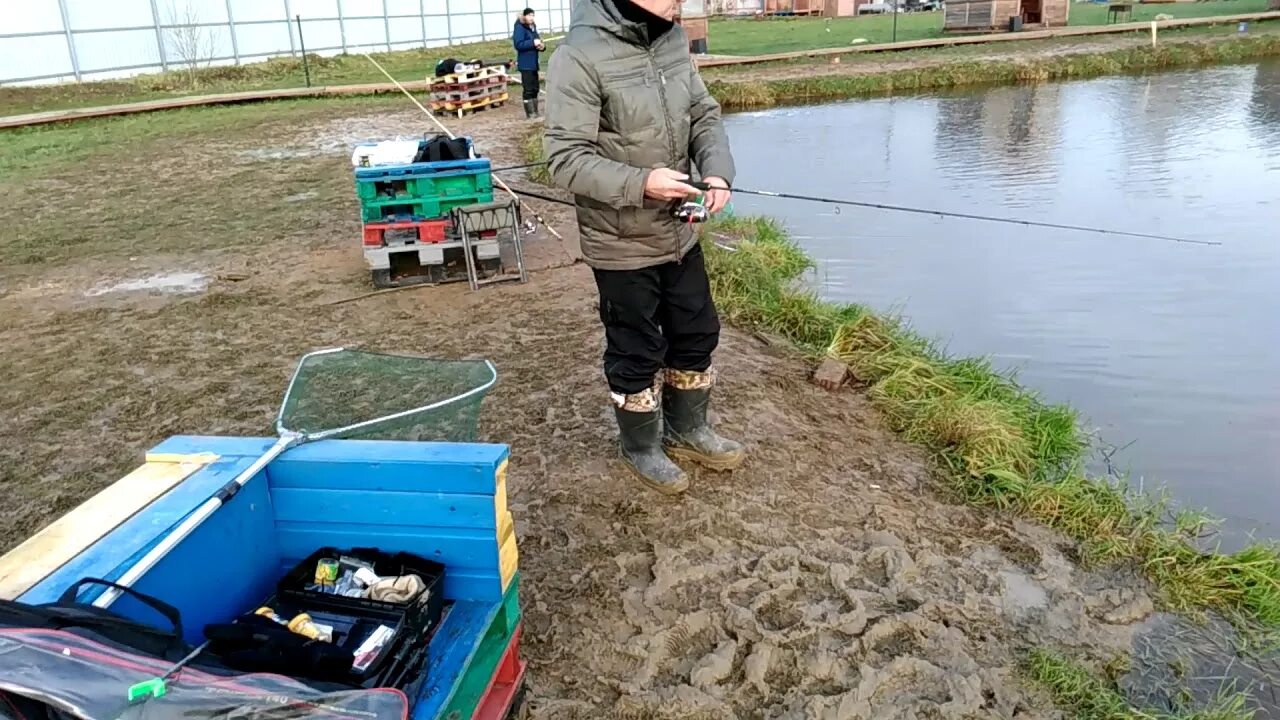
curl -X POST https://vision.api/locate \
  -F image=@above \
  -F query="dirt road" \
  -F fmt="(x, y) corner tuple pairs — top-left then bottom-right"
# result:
(0, 96), (1158, 717)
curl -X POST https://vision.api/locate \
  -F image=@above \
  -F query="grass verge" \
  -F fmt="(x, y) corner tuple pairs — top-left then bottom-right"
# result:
(706, 32), (1280, 109)
(0, 37), (539, 117)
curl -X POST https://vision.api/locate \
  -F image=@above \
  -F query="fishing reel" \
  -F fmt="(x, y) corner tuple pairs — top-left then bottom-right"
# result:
(671, 201), (709, 224)
(670, 179), (717, 224)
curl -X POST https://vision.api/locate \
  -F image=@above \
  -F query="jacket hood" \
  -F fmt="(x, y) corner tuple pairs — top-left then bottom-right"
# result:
(570, 0), (650, 46)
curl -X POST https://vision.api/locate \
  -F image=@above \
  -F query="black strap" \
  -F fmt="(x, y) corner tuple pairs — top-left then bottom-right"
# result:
(57, 578), (183, 642)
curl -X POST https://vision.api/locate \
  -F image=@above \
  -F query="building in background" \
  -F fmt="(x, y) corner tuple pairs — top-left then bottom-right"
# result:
(943, 0), (1070, 32)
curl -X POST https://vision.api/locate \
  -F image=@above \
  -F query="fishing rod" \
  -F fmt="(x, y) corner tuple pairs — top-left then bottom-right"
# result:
(683, 181), (1215, 246)
(488, 160), (1215, 246)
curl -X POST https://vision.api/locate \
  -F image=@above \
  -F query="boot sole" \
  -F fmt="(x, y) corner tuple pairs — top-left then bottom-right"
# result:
(622, 462), (689, 495)
(665, 445), (745, 472)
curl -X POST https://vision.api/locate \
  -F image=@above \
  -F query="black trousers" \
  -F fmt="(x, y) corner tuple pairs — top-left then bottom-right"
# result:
(592, 245), (721, 395)
(520, 70), (539, 101)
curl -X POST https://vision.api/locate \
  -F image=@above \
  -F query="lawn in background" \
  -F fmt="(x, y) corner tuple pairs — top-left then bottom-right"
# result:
(705, 0), (1269, 54)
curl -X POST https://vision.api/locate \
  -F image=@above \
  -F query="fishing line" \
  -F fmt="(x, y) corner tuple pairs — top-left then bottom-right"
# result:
(685, 181), (1217, 246)
(488, 158), (1215, 246)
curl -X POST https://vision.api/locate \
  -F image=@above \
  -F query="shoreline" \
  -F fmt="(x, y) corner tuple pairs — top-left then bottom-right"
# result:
(699, 218), (1280, 626)
(703, 30), (1280, 109)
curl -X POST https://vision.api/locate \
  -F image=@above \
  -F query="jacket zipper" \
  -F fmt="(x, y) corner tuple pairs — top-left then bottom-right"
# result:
(648, 45), (683, 264)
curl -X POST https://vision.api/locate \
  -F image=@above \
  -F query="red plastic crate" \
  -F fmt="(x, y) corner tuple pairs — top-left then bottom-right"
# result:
(472, 624), (526, 720)
(362, 218), (450, 247)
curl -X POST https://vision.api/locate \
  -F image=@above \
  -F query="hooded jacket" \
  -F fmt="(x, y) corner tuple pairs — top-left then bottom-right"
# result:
(512, 20), (541, 71)
(543, 0), (735, 270)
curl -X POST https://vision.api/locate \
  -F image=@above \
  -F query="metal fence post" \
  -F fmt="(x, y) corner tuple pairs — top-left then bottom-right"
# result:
(445, 0), (453, 44)
(147, 0), (170, 70)
(284, 0), (297, 54)
(383, 0), (392, 51)
(224, 0), (241, 63)
(297, 15), (311, 85)
(55, 0), (82, 81)
(337, 0), (348, 52)
(479, 0), (486, 39)
(419, 0), (428, 47)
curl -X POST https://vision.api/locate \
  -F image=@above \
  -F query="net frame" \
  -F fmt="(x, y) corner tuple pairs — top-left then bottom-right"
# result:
(274, 347), (498, 442)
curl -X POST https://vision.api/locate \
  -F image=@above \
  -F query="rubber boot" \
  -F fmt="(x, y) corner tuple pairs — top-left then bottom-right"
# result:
(662, 369), (745, 471)
(613, 388), (689, 495)
(522, 99), (536, 119)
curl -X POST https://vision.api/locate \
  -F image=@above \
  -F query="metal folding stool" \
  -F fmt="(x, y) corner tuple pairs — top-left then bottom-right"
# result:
(452, 197), (529, 291)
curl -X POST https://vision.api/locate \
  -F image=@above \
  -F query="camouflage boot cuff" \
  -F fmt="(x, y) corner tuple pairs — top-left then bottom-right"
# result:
(663, 367), (716, 391)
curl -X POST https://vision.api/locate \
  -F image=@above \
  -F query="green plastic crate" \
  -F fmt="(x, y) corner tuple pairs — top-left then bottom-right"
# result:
(359, 190), (495, 222)
(356, 172), (493, 204)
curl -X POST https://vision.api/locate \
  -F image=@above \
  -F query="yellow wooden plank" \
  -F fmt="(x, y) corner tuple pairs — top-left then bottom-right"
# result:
(0, 458), (213, 600)
(494, 459), (509, 529)
(497, 510), (515, 552)
(498, 532), (519, 591)
(144, 451), (220, 464)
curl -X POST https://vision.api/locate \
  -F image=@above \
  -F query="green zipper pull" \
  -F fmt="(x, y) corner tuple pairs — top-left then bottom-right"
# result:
(127, 678), (167, 703)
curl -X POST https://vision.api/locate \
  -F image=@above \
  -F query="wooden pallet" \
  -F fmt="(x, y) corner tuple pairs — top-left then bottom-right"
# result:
(431, 81), (509, 103)
(430, 75), (506, 94)
(430, 92), (509, 119)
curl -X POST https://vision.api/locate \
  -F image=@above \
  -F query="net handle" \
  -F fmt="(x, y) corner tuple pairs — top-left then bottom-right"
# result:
(274, 348), (499, 441)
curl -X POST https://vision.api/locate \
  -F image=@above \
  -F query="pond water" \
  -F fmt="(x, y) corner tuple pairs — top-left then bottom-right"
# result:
(723, 60), (1280, 550)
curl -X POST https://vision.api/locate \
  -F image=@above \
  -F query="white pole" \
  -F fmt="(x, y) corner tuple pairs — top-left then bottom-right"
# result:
(1150, 19), (1157, 48)
(56, 0), (82, 81)
(225, 0), (241, 63)
(148, 0), (170, 70)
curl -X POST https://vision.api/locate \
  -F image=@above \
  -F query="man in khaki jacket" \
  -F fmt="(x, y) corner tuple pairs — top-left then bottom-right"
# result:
(544, 0), (744, 494)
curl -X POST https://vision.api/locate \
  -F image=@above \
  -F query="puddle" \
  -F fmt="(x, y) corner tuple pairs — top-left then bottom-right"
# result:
(86, 272), (208, 297)
(1122, 612), (1279, 717)
(238, 115), (430, 164)
(238, 148), (327, 161)
(999, 569), (1049, 617)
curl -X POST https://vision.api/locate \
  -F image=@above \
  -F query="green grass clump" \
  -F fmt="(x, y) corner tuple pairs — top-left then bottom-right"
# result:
(1026, 650), (1257, 720)
(521, 128), (552, 185)
(702, 218), (1280, 630)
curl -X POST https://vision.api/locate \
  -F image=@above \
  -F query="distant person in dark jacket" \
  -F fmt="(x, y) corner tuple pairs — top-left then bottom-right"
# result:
(512, 8), (545, 118)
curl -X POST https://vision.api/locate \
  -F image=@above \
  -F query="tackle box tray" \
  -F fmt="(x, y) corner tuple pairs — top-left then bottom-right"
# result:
(256, 593), (419, 687)
(278, 547), (446, 641)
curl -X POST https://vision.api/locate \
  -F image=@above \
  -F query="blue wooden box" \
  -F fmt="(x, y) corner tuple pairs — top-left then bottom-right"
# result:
(0, 435), (522, 720)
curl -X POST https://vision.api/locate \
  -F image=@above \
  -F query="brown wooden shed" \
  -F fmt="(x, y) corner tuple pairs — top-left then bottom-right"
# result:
(943, 0), (1069, 32)
(822, 0), (865, 15)
(676, 0), (710, 53)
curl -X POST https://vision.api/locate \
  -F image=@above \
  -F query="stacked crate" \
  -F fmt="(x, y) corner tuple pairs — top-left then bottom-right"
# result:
(355, 137), (501, 288)
(429, 65), (510, 119)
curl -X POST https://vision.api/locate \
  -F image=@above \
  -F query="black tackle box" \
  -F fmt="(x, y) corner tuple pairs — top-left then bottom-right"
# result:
(269, 547), (446, 688)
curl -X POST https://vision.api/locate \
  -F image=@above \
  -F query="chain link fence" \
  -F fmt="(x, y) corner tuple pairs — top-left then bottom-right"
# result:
(1, 0), (571, 85)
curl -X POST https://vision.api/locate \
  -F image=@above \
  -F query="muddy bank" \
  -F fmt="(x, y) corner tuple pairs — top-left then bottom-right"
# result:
(0, 98), (1169, 717)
